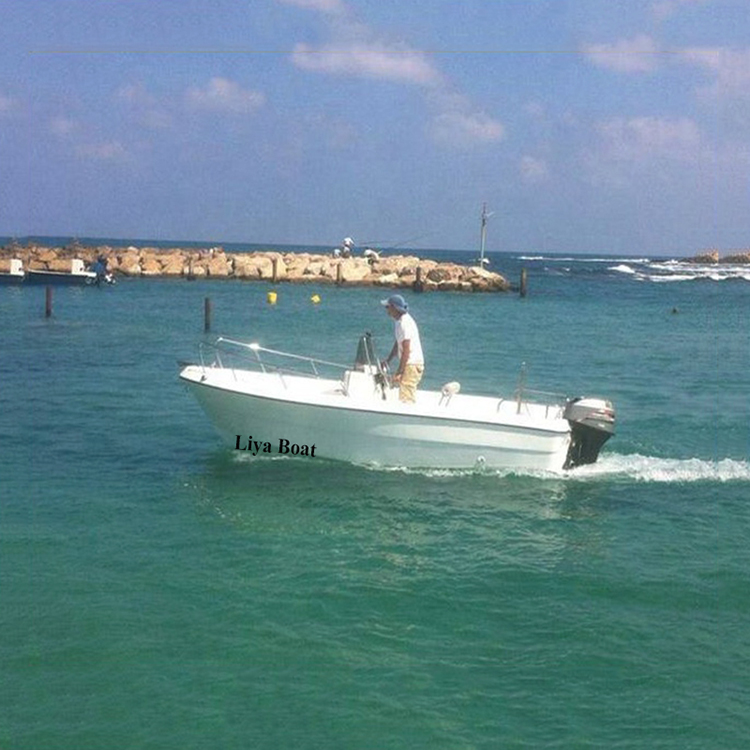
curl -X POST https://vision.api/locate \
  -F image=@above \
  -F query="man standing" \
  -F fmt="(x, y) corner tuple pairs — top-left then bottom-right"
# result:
(381, 294), (424, 403)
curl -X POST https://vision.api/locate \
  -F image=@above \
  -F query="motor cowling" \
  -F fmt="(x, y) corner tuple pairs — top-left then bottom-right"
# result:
(563, 397), (616, 469)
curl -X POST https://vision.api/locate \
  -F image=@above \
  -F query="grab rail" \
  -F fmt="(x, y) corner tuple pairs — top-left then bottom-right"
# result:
(199, 337), (351, 381)
(511, 363), (567, 417)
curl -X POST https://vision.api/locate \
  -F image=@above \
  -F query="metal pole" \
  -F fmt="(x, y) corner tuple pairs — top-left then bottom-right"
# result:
(204, 297), (212, 333)
(479, 203), (488, 264)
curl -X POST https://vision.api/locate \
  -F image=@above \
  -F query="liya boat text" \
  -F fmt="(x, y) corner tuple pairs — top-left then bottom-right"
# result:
(235, 436), (317, 457)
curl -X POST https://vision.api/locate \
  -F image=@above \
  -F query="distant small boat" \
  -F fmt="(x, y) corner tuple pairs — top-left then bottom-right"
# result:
(0, 259), (25, 285)
(25, 258), (114, 286)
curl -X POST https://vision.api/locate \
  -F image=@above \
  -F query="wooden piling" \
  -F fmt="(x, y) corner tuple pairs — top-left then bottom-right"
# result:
(519, 268), (528, 298)
(45, 286), (53, 318)
(272, 257), (279, 283)
(413, 266), (424, 293)
(204, 297), (212, 332)
(336, 262), (343, 286)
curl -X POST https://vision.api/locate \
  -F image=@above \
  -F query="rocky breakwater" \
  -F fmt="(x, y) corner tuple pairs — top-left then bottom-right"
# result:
(686, 249), (750, 264)
(0, 243), (511, 292)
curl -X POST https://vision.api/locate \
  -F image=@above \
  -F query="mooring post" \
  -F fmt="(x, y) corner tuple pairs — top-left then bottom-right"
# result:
(45, 286), (53, 318)
(272, 256), (279, 283)
(413, 266), (424, 293)
(204, 297), (212, 333)
(520, 268), (528, 298)
(336, 262), (343, 286)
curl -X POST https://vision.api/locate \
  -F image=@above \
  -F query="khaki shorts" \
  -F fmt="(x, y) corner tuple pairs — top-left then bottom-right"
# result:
(399, 364), (424, 403)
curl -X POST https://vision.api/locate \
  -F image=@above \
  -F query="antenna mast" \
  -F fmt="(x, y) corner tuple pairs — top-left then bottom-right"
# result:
(479, 203), (494, 265)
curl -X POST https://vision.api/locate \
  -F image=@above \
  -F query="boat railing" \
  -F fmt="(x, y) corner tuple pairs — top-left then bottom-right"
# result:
(510, 386), (568, 418)
(508, 361), (566, 417)
(199, 337), (351, 383)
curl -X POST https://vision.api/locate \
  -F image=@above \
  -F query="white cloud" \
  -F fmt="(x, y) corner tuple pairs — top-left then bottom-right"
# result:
(680, 47), (750, 99)
(431, 110), (505, 148)
(0, 93), (17, 115)
(292, 42), (440, 86)
(117, 83), (173, 128)
(282, 0), (504, 148)
(186, 77), (266, 114)
(520, 156), (549, 183)
(584, 34), (660, 73)
(597, 116), (703, 162)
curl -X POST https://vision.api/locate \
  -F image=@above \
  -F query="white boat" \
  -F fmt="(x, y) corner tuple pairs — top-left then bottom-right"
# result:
(180, 335), (615, 472)
(0, 258), (25, 285)
(25, 258), (114, 286)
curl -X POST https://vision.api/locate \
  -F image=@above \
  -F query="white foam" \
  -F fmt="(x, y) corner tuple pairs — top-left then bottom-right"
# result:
(569, 454), (750, 483)
(366, 454), (750, 483)
(647, 273), (698, 283)
(609, 264), (636, 275)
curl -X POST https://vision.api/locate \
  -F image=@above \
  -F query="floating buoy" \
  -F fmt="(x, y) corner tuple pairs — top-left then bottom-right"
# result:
(267, 291), (277, 305)
(310, 294), (321, 304)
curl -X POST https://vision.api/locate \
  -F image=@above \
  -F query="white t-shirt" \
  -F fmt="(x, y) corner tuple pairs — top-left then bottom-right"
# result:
(394, 312), (424, 366)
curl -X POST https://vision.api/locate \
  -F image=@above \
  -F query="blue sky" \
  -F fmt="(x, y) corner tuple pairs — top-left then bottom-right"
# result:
(1, 0), (748, 255)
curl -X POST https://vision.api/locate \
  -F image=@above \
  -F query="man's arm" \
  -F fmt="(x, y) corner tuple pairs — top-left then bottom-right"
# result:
(382, 341), (398, 369)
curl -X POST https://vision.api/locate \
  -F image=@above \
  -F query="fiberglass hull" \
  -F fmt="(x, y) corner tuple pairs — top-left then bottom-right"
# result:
(180, 365), (573, 471)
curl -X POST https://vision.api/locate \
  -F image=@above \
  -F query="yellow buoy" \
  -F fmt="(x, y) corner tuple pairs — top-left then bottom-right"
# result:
(310, 294), (321, 304)
(267, 291), (277, 305)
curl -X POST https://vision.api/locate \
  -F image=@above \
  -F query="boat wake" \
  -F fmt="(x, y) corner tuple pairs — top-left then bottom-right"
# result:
(368, 454), (750, 483)
(568, 453), (750, 482)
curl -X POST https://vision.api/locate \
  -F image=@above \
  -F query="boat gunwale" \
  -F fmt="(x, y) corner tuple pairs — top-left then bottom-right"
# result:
(179, 365), (571, 438)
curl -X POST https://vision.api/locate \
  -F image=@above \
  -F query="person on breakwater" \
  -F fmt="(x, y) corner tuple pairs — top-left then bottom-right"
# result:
(380, 294), (424, 403)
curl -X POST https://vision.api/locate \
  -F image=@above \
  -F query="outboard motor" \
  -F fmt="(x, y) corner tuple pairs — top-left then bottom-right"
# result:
(563, 397), (616, 469)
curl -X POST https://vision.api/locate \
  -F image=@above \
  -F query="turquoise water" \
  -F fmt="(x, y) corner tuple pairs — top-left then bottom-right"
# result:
(2, 251), (749, 748)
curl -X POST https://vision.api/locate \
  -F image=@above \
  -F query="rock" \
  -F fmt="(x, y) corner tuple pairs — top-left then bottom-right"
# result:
(48, 258), (74, 272)
(721, 251), (750, 264)
(687, 250), (719, 264)
(189, 264), (207, 278)
(119, 259), (142, 276)
(302, 260), (331, 277)
(374, 272), (400, 286)
(160, 253), (187, 276)
(232, 254), (266, 278)
(338, 259), (371, 282)
(437, 280), (461, 291)
(118, 250), (141, 269)
(141, 256), (162, 276)
(426, 267), (449, 283)
(37, 249), (58, 264)
(207, 254), (230, 277)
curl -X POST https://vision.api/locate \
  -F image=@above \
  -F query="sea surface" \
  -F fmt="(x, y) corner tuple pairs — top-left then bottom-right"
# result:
(2, 243), (749, 749)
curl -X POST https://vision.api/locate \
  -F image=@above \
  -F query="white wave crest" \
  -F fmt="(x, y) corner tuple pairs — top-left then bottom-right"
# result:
(609, 264), (637, 275)
(570, 454), (750, 482)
